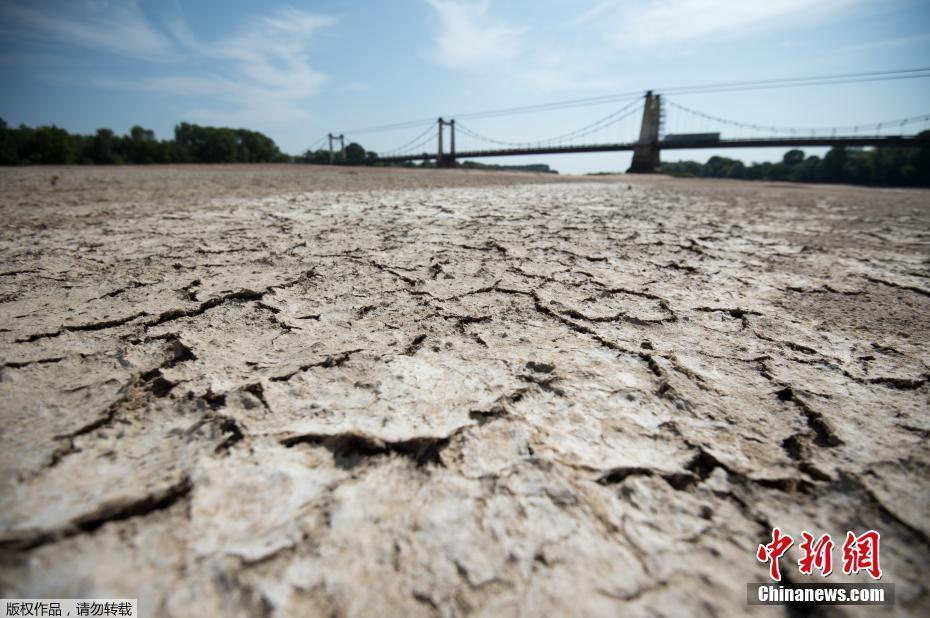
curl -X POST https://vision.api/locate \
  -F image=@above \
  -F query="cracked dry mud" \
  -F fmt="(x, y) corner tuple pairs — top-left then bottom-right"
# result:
(0, 165), (928, 617)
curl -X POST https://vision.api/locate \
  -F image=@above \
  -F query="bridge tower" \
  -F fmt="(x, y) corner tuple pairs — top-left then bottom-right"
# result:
(627, 91), (662, 173)
(328, 133), (345, 164)
(436, 118), (456, 168)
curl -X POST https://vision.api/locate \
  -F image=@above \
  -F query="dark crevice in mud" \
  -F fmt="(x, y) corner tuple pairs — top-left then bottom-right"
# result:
(525, 361), (554, 374)
(694, 307), (761, 318)
(753, 331), (819, 356)
(281, 432), (450, 469)
(798, 462), (832, 482)
(204, 389), (227, 410)
(862, 275), (930, 297)
(179, 279), (201, 302)
(97, 280), (148, 300)
(519, 372), (565, 396)
(270, 269), (317, 291)
(774, 387), (843, 448)
(453, 315), (491, 347)
(67, 312), (148, 333)
(454, 314), (491, 328)
(641, 353), (693, 411)
(663, 261), (699, 274)
(428, 261), (447, 279)
(596, 467), (654, 485)
(17, 312), (146, 342)
(0, 477), (193, 552)
(557, 306), (674, 326)
(257, 301), (281, 314)
(597, 447), (817, 496)
(781, 434), (805, 461)
(550, 247), (609, 262)
(662, 353), (712, 391)
(243, 382), (272, 412)
(528, 290), (692, 410)
(365, 259), (420, 286)
(269, 349), (362, 382)
(896, 423), (930, 438)
(663, 449), (725, 491)
(694, 306), (760, 329)
(597, 449), (724, 491)
(599, 287), (666, 301)
(469, 388), (527, 425)
(47, 336), (197, 467)
(403, 333), (428, 356)
(149, 375), (177, 397)
(213, 417), (245, 453)
(2, 356), (64, 369)
(146, 289), (265, 328)
(786, 284), (862, 296)
(256, 301), (296, 333)
(866, 375), (929, 390)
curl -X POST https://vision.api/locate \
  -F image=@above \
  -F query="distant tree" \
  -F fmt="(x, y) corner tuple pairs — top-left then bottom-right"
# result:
(302, 148), (331, 164)
(19, 125), (74, 164)
(87, 128), (122, 164)
(344, 142), (366, 165)
(782, 149), (805, 166)
(0, 118), (18, 165)
(124, 125), (158, 164)
(821, 146), (847, 182)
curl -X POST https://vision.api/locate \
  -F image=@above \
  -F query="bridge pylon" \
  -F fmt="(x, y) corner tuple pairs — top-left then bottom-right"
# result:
(627, 91), (662, 173)
(436, 118), (456, 168)
(328, 133), (345, 164)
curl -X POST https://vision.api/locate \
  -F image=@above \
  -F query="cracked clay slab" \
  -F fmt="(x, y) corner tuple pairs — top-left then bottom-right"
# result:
(1, 166), (928, 617)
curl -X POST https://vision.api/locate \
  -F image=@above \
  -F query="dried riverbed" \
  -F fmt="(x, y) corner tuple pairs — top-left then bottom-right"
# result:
(1, 165), (928, 616)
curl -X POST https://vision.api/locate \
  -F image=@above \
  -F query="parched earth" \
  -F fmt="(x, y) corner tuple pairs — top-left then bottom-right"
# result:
(0, 165), (928, 617)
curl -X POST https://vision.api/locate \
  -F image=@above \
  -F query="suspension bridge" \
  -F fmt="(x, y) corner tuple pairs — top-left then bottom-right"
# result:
(318, 69), (930, 173)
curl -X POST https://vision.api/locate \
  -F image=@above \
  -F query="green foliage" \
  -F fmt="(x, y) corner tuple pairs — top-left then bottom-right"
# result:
(458, 161), (556, 173)
(344, 142), (367, 164)
(0, 118), (285, 165)
(662, 137), (930, 187)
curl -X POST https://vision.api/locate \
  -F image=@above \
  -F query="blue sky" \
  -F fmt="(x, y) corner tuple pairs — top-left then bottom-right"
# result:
(1, 0), (929, 173)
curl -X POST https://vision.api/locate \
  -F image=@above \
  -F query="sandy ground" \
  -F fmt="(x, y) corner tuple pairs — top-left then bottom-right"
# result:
(0, 165), (928, 617)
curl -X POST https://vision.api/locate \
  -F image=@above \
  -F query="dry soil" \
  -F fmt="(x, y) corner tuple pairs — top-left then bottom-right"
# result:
(0, 165), (928, 617)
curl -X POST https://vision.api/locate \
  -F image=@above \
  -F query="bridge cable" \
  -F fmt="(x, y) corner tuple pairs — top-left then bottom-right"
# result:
(666, 99), (930, 135)
(335, 67), (930, 136)
(455, 99), (644, 150)
(378, 123), (439, 156)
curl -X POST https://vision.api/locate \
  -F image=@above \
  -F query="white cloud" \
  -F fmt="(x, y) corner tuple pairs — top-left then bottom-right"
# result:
(426, 0), (525, 70)
(5, 3), (336, 131)
(0, 0), (176, 60)
(603, 0), (858, 50)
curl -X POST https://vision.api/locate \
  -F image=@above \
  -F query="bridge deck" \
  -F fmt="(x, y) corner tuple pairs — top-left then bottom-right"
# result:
(378, 135), (926, 163)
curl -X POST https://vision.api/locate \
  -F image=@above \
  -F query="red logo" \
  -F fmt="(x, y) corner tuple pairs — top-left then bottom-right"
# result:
(757, 529), (882, 581)
(798, 531), (834, 576)
(842, 530), (882, 579)
(756, 527), (793, 582)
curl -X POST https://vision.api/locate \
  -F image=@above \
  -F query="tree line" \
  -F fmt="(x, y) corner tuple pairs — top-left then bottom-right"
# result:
(662, 134), (930, 187)
(0, 119), (289, 165)
(4, 117), (929, 187)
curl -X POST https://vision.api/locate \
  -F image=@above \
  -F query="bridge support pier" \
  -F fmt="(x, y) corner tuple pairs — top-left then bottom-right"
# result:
(627, 91), (662, 173)
(328, 133), (345, 164)
(436, 118), (456, 168)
